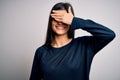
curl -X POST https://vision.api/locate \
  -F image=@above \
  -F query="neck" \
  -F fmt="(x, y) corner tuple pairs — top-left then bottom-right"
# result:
(51, 35), (72, 48)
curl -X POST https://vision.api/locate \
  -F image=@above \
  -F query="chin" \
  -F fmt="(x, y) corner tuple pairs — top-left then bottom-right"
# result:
(55, 32), (68, 36)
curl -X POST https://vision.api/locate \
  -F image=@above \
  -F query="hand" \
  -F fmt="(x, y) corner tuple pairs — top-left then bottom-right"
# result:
(51, 7), (74, 25)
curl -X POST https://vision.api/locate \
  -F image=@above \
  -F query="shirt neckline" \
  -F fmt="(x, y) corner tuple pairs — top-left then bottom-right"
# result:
(50, 39), (74, 49)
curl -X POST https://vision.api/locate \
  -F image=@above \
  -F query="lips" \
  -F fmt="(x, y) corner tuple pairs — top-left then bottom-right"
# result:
(56, 25), (66, 30)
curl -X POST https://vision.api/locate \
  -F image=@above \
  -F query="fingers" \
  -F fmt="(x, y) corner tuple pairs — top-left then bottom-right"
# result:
(54, 18), (62, 22)
(50, 7), (72, 23)
(51, 14), (63, 20)
(51, 11), (64, 22)
(51, 13), (63, 17)
(68, 7), (72, 13)
(51, 14), (62, 22)
(52, 10), (65, 14)
(51, 10), (64, 19)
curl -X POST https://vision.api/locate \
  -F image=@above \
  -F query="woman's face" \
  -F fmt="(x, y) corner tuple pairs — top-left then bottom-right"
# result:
(51, 10), (70, 36)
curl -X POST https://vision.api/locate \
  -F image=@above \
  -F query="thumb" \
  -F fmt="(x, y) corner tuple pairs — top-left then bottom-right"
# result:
(68, 6), (72, 13)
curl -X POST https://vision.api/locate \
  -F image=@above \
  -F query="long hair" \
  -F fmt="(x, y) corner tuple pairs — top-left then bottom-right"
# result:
(44, 2), (75, 46)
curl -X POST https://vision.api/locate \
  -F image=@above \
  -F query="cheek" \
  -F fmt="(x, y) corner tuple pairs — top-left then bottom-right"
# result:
(52, 22), (56, 29)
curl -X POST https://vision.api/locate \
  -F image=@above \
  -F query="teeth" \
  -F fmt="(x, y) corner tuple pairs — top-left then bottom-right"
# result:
(56, 26), (65, 30)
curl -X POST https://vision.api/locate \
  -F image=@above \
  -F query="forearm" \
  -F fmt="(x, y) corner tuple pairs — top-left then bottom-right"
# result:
(71, 17), (115, 41)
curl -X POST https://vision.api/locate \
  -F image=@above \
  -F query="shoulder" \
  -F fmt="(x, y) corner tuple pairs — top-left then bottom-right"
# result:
(34, 45), (46, 56)
(35, 44), (54, 59)
(35, 44), (51, 54)
(34, 45), (50, 59)
(36, 45), (48, 53)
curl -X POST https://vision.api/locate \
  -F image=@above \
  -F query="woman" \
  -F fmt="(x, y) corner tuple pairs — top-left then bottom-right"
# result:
(30, 2), (115, 80)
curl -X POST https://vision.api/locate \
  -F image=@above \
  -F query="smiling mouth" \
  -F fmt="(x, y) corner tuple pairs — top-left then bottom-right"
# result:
(56, 25), (66, 30)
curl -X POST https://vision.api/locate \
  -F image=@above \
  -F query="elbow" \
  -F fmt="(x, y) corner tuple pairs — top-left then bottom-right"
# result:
(108, 30), (116, 41)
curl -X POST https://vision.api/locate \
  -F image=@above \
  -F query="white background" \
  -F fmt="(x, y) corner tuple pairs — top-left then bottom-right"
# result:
(0, 0), (120, 80)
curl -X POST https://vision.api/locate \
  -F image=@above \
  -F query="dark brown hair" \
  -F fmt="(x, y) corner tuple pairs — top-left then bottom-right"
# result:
(44, 2), (75, 46)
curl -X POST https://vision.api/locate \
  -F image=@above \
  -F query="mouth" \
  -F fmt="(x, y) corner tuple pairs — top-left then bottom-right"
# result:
(56, 25), (66, 30)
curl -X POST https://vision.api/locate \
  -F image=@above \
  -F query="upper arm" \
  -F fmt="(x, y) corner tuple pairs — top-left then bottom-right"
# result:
(84, 34), (115, 55)
(30, 48), (43, 80)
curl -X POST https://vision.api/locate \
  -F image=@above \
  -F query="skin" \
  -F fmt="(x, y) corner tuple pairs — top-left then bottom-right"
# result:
(50, 7), (74, 48)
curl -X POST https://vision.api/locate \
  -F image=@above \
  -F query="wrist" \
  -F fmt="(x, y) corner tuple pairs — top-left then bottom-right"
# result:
(68, 16), (74, 25)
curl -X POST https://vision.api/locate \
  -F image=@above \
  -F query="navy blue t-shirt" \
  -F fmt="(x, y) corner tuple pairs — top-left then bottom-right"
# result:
(30, 17), (115, 80)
